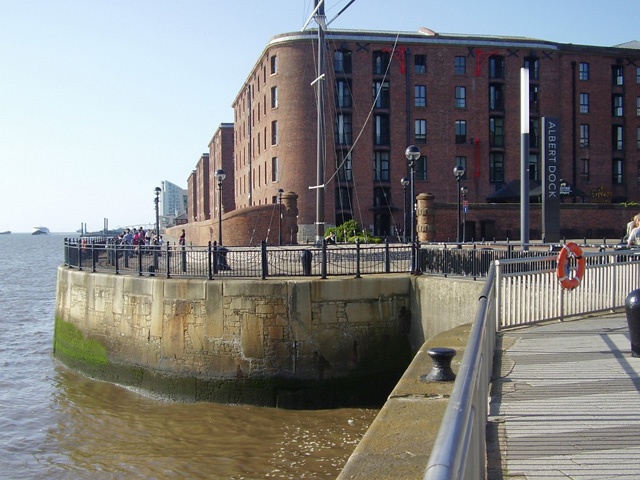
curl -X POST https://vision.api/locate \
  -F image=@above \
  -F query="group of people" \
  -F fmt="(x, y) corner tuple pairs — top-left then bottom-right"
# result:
(116, 227), (163, 247)
(626, 214), (640, 246)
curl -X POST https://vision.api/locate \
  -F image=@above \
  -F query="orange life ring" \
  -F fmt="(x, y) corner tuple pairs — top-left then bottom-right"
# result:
(556, 242), (586, 290)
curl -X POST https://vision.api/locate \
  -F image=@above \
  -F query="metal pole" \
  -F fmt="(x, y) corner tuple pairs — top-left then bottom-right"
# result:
(314, 0), (326, 246)
(218, 179), (223, 246)
(521, 67), (530, 251)
(457, 178), (462, 243)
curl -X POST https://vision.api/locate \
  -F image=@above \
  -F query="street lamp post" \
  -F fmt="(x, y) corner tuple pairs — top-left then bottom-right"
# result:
(214, 169), (226, 246)
(401, 177), (409, 243)
(154, 186), (161, 239)
(461, 185), (468, 243)
(405, 145), (421, 272)
(453, 165), (466, 245)
(277, 188), (284, 245)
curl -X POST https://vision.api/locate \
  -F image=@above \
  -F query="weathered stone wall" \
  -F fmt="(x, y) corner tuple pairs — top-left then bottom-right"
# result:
(55, 268), (422, 407)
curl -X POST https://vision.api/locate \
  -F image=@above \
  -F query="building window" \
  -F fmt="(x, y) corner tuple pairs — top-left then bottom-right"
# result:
(270, 55), (277, 75)
(524, 57), (539, 81)
(415, 156), (427, 181)
(374, 114), (390, 145)
(580, 93), (589, 113)
(336, 80), (352, 108)
(530, 84), (539, 113)
(637, 97), (640, 116)
(336, 151), (353, 181)
(490, 117), (504, 147)
(414, 119), (427, 143)
(613, 94), (624, 116)
(489, 153), (505, 183)
(455, 156), (467, 180)
(530, 118), (539, 149)
(373, 151), (390, 182)
(271, 121), (278, 145)
(373, 51), (390, 75)
(637, 127), (640, 149)
(637, 66), (640, 84)
(271, 87), (278, 109)
(455, 86), (466, 108)
(613, 158), (623, 184)
(455, 120), (467, 144)
(272, 157), (279, 181)
(613, 125), (624, 151)
(490, 84), (504, 111)
(529, 153), (539, 181)
(335, 114), (352, 144)
(580, 124), (590, 147)
(335, 187), (353, 212)
(373, 186), (391, 207)
(454, 56), (466, 75)
(414, 54), (426, 74)
(489, 55), (505, 79)
(581, 158), (590, 181)
(415, 85), (426, 107)
(373, 80), (390, 108)
(334, 50), (352, 74)
(613, 65), (624, 86)
(579, 62), (589, 80)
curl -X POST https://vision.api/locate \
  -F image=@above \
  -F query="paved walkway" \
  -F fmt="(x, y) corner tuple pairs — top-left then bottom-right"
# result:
(488, 314), (640, 479)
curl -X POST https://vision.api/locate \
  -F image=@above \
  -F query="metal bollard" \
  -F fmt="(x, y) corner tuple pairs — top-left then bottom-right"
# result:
(421, 347), (457, 382)
(625, 288), (640, 357)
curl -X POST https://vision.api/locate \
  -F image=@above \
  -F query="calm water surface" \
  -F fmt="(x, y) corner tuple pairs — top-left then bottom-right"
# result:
(0, 234), (377, 479)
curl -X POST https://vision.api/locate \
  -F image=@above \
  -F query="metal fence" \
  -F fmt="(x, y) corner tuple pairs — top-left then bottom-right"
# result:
(64, 238), (630, 281)
(496, 249), (640, 329)
(63, 238), (416, 279)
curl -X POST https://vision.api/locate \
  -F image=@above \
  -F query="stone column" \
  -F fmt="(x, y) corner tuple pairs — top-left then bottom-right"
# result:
(281, 192), (299, 245)
(416, 193), (435, 242)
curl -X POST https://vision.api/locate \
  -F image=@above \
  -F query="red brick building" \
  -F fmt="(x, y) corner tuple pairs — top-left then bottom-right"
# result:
(185, 29), (640, 243)
(229, 29), (640, 241)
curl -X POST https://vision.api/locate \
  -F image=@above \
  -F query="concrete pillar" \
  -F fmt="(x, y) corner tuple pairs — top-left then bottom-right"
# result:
(281, 192), (299, 245)
(417, 193), (436, 242)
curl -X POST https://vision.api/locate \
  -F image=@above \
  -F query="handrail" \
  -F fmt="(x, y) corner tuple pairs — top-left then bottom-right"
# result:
(424, 265), (496, 480)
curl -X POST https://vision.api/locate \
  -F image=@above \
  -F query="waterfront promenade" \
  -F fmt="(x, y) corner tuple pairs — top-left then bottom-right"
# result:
(488, 314), (640, 479)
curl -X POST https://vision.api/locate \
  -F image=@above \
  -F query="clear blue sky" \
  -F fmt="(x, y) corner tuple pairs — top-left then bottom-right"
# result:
(1, 0), (637, 233)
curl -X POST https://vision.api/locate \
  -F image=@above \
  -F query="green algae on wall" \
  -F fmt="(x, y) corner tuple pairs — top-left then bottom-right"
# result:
(53, 317), (108, 372)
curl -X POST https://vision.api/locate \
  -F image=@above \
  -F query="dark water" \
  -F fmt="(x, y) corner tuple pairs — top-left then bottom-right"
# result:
(0, 234), (376, 479)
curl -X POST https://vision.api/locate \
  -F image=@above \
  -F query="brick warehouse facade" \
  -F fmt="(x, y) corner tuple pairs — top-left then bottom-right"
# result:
(182, 28), (640, 244)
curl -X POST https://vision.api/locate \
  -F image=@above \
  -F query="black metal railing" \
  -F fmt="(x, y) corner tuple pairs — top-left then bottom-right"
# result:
(63, 238), (622, 280)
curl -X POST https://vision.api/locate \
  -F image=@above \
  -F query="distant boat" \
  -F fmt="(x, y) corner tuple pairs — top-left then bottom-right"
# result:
(32, 227), (50, 235)
(0, 231), (10, 235)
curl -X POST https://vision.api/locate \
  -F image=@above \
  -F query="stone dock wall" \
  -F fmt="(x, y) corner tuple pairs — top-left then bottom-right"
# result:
(54, 267), (483, 408)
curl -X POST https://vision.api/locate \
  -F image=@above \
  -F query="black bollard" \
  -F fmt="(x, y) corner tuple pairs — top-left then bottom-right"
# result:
(625, 289), (640, 357)
(421, 347), (457, 382)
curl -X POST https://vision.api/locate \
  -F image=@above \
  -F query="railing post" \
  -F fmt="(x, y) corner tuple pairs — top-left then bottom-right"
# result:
(355, 239), (361, 278)
(321, 241), (327, 279)
(208, 241), (213, 280)
(213, 241), (219, 275)
(166, 241), (171, 279)
(78, 239), (83, 271)
(138, 245), (143, 276)
(384, 239), (390, 273)
(114, 242), (119, 274)
(261, 240), (268, 280)
(181, 244), (187, 273)
(91, 242), (96, 272)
